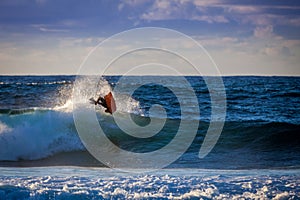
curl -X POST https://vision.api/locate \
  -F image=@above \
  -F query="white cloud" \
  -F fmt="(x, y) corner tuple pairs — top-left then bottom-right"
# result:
(194, 36), (247, 52)
(155, 0), (171, 9)
(281, 17), (300, 27)
(191, 15), (228, 23)
(118, 3), (124, 11)
(123, 0), (300, 30)
(191, 31), (300, 75)
(119, 0), (153, 10)
(0, 36), (100, 75)
(225, 5), (262, 14)
(0, 33), (299, 75)
(140, 0), (180, 20)
(192, 0), (223, 7)
(254, 25), (273, 38)
(139, 0), (229, 23)
(31, 24), (69, 33)
(263, 46), (292, 57)
(242, 14), (300, 28)
(39, 27), (69, 33)
(121, 0), (151, 6)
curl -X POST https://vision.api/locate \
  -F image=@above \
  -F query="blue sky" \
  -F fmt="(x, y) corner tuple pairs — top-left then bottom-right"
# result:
(0, 0), (299, 75)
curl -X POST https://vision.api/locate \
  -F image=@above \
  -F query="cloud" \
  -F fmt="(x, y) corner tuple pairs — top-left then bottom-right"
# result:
(254, 25), (273, 38)
(0, 0), (299, 75)
(139, 0), (230, 23)
(242, 14), (300, 28)
(139, 0), (185, 21)
(31, 24), (69, 33)
(0, 35), (98, 75)
(121, 0), (300, 33)
(120, 0), (151, 6)
(287, 18), (300, 27)
(225, 5), (262, 14)
(118, 0), (153, 11)
(1, 32), (299, 75)
(39, 27), (69, 33)
(192, 0), (223, 7)
(196, 36), (239, 46)
(262, 45), (292, 57)
(191, 15), (228, 23)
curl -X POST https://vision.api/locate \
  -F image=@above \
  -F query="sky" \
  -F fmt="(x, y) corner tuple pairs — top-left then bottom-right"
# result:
(0, 0), (299, 75)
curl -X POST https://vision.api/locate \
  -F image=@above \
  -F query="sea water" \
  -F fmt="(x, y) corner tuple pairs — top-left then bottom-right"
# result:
(0, 76), (299, 199)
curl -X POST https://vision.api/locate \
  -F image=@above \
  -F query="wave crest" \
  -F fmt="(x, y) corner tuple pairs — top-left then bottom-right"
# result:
(0, 110), (84, 161)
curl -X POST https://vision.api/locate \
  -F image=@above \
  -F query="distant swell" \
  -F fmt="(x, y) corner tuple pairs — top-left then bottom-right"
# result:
(217, 121), (300, 151)
(188, 121), (300, 169)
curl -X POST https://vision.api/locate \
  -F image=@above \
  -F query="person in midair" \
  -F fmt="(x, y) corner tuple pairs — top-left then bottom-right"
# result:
(90, 92), (116, 114)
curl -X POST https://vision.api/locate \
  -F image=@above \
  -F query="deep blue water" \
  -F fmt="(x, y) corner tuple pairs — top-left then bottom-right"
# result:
(0, 75), (299, 199)
(0, 75), (299, 169)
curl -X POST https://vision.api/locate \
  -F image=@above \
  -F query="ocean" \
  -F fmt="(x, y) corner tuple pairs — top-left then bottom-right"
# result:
(0, 75), (299, 199)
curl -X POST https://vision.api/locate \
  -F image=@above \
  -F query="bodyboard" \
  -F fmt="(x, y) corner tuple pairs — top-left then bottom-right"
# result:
(104, 92), (116, 114)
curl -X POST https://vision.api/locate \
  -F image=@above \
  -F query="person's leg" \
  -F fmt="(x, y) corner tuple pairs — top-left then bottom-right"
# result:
(96, 96), (108, 109)
(96, 96), (102, 104)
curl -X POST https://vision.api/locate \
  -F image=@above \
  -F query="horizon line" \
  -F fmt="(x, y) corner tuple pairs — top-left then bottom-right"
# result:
(1, 74), (300, 77)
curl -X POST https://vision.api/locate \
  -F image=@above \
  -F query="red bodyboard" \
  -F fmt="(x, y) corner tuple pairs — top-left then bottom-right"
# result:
(104, 92), (116, 114)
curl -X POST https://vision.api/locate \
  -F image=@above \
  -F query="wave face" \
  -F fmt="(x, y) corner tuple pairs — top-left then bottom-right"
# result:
(0, 75), (299, 169)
